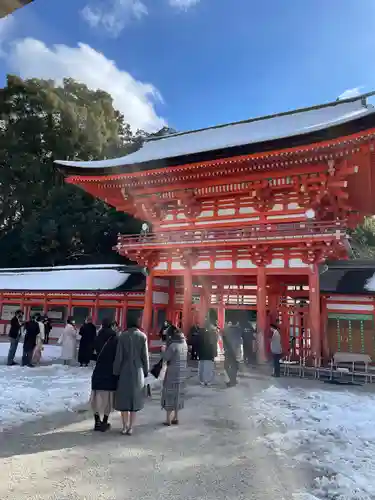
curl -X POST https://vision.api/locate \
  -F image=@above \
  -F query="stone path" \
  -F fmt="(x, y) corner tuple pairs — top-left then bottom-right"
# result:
(0, 369), (313, 500)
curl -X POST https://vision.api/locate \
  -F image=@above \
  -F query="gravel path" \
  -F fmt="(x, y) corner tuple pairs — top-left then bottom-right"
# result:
(0, 369), (313, 500)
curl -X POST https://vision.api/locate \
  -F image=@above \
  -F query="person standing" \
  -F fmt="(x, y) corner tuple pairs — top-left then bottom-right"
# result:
(197, 325), (217, 385)
(78, 317), (97, 367)
(222, 322), (240, 387)
(91, 318), (118, 432)
(270, 323), (282, 377)
(188, 322), (200, 361)
(159, 320), (171, 343)
(59, 317), (77, 365)
(22, 316), (40, 367)
(113, 317), (149, 435)
(7, 310), (23, 366)
(31, 314), (45, 366)
(242, 321), (256, 365)
(161, 325), (188, 426)
(43, 316), (52, 344)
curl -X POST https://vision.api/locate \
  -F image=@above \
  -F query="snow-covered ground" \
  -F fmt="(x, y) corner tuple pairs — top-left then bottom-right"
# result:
(252, 385), (375, 500)
(0, 341), (62, 363)
(0, 364), (91, 431)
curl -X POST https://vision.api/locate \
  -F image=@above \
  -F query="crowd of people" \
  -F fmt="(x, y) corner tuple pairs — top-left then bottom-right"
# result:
(90, 317), (188, 433)
(7, 310), (52, 367)
(6, 309), (283, 434)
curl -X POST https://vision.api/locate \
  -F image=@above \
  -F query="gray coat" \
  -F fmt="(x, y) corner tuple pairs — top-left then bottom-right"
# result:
(113, 328), (149, 412)
(161, 338), (188, 411)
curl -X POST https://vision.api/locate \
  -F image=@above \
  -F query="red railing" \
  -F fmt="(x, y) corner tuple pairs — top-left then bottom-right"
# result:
(116, 221), (346, 249)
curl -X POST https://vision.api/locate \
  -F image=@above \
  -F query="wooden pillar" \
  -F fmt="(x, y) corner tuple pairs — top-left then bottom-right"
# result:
(142, 270), (154, 333)
(320, 296), (329, 358)
(93, 295), (99, 324)
(67, 294), (72, 318)
(167, 277), (175, 323)
(43, 294), (48, 318)
(198, 279), (210, 326)
(256, 266), (267, 363)
(121, 298), (128, 330)
(182, 267), (193, 334)
(309, 264), (321, 357)
(268, 293), (279, 325)
(217, 284), (225, 329)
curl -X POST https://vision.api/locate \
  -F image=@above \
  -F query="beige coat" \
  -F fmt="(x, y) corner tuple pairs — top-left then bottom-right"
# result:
(59, 324), (77, 361)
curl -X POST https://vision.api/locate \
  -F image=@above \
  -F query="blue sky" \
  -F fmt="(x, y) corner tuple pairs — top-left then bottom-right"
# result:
(0, 0), (374, 132)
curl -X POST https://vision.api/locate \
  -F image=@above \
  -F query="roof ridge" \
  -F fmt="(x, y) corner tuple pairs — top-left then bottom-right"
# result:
(0, 264), (145, 273)
(146, 91), (375, 143)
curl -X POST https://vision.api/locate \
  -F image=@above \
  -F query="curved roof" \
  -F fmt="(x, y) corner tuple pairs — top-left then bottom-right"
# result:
(0, 265), (146, 292)
(320, 260), (375, 295)
(1, 0), (33, 18)
(55, 95), (375, 175)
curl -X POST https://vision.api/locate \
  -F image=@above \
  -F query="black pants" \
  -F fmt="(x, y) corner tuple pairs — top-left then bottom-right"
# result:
(22, 349), (34, 366)
(243, 345), (254, 365)
(224, 356), (238, 386)
(44, 332), (49, 344)
(273, 354), (281, 377)
(191, 342), (199, 360)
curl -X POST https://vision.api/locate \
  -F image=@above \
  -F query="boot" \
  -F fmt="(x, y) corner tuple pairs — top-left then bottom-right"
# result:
(100, 415), (111, 432)
(94, 413), (101, 431)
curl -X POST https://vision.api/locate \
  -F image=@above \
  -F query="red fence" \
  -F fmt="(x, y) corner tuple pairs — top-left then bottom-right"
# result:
(117, 221), (346, 249)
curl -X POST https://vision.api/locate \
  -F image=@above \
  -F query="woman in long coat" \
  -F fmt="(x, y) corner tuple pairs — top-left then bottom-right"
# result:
(197, 325), (217, 385)
(90, 319), (118, 432)
(113, 319), (149, 435)
(78, 317), (97, 367)
(59, 317), (77, 365)
(161, 325), (188, 426)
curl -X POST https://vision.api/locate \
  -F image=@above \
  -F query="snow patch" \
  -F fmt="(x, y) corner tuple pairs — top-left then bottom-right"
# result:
(0, 342), (62, 363)
(251, 386), (375, 500)
(0, 365), (91, 431)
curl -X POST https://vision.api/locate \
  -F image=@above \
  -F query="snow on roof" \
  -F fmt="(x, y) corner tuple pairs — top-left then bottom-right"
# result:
(364, 273), (375, 292)
(55, 97), (375, 170)
(0, 265), (134, 291)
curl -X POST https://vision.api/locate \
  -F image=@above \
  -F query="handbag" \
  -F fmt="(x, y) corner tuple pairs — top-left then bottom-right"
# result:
(150, 358), (163, 379)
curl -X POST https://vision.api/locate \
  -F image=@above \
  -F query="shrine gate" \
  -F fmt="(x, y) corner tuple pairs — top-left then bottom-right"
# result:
(56, 95), (375, 362)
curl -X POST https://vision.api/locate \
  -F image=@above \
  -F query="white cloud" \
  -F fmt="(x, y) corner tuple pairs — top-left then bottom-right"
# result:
(168, 0), (200, 9)
(81, 0), (148, 36)
(0, 15), (14, 55)
(8, 38), (165, 132)
(338, 87), (363, 100)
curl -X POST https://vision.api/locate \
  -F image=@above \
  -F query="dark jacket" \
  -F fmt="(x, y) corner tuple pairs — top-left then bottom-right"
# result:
(23, 320), (40, 351)
(188, 325), (201, 346)
(9, 316), (22, 340)
(91, 327), (118, 392)
(197, 328), (217, 361)
(78, 322), (97, 364)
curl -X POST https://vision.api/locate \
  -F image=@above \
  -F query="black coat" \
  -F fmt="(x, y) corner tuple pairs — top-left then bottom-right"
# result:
(23, 321), (40, 351)
(197, 328), (217, 361)
(78, 322), (97, 364)
(91, 327), (118, 392)
(9, 316), (22, 340)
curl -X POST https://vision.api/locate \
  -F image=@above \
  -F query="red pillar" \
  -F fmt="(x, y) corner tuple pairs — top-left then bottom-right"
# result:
(121, 299), (128, 330)
(320, 296), (329, 358)
(198, 279), (211, 326)
(142, 271), (154, 334)
(268, 293), (279, 325)
(182, 267), (193, 334)
(257, 266), (267, 363)
(167, 277), (175, 323)
(217, 284), (225, 329)
(309, 264), (321, 357)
